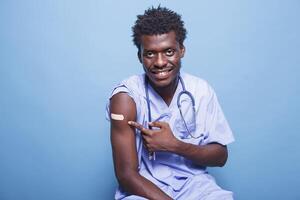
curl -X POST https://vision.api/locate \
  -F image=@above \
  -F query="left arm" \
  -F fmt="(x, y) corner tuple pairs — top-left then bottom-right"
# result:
(128, 121), (228, 167)
(171, 140), (228, 167)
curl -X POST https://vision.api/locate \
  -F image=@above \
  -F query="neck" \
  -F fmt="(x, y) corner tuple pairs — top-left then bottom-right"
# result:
(148, 76), (179, 106)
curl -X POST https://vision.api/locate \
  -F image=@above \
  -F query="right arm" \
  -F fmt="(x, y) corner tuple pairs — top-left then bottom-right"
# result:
(110, 92), (172, 200)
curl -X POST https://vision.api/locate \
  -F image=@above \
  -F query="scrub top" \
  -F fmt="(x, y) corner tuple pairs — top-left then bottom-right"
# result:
(106, 72), (235, 199)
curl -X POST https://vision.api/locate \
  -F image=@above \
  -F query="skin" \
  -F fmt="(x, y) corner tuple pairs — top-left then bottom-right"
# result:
(138, 31), (185, 105)
(110, 31), (228, 199)
(110, 93), (171, 200)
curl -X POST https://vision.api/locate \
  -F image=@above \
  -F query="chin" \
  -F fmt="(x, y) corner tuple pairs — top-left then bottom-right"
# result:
(149, 76), (177, 89)
(156, 79), (173, 87)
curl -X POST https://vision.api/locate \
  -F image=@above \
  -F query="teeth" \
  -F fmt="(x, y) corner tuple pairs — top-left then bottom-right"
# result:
(158, 71), (167, 76)
(153, 68), (171, 73)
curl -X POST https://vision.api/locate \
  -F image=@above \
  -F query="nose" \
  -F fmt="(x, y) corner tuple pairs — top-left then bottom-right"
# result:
(154, 53), (168, 68)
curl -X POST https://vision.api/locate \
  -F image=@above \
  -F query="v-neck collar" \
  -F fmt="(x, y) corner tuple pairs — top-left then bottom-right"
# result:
(145, 76), (183, 110)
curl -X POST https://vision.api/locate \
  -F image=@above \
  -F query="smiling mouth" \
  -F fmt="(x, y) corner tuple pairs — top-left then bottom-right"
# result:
(151, 68), (173, 79)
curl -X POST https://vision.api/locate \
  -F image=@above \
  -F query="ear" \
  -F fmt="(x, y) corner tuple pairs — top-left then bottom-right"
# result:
(180, 45), (185, 58)
(137, 50), (142, 63)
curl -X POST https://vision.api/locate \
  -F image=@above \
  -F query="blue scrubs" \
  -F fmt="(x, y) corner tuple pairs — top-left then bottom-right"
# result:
(106, 72), (235, 200)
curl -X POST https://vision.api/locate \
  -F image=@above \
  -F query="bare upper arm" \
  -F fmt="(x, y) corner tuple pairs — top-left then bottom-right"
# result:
(109, 92), (138, 178)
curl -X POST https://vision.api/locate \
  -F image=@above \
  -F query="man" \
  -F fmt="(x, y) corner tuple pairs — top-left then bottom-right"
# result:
(106, 6), (234, 200)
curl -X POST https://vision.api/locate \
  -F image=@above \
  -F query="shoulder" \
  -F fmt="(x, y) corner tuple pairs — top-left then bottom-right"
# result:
(119, 74), (145, 96)
(121, 74), (144, 88)
(181, 72), (214, 97)
(107, 74), (145, 121)
(109, 75), (141, 108)
(108, 74), (145, 99)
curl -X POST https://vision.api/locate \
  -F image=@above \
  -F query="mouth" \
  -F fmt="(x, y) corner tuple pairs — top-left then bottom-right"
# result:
(150, 68), (173, 79)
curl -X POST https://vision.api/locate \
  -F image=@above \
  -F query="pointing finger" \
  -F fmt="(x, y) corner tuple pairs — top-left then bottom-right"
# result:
(128, 121), (152, 135)
(128, 121), (143, 129)
(149, 121), (167, 129)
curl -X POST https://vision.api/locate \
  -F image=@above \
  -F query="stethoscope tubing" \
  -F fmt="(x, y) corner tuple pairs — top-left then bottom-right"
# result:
(144, 75), (200, 139)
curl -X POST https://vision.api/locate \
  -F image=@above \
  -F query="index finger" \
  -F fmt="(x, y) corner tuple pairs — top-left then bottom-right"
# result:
(149, 121), (168, 129)
(128, 121), (151, 134)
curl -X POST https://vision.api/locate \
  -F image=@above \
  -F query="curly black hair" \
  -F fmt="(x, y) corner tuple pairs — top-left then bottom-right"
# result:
(132, 6), (187, 50)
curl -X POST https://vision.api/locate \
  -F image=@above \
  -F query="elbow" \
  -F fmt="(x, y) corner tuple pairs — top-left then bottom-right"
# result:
(116, 169), (139, 189)
(218, 157), (227, 167)
(217, 149), (228, 167)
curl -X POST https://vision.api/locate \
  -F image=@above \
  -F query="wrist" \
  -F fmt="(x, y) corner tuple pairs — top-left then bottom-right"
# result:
(169, 138), (182, 153)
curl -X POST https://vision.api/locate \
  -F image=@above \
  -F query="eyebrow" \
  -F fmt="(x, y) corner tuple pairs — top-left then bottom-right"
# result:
(143, 47), (175, 52)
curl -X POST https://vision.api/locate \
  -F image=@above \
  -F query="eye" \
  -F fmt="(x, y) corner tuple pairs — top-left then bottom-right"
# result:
(144, 51), (155, 58)
(165, 48), (175, 56)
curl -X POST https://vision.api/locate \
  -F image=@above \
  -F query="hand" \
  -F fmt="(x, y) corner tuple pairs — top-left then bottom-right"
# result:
(128, 121), (178, 153)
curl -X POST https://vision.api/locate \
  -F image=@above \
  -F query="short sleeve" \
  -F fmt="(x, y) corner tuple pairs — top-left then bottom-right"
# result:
(105, 84), (133, 121)
(203, 88), (235, 145)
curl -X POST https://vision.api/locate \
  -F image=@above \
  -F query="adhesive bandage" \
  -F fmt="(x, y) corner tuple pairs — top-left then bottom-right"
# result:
(110, 113), (125, 121)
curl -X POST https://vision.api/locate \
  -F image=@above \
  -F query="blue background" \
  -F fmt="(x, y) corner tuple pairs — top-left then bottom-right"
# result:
(1, 0), (299, 199)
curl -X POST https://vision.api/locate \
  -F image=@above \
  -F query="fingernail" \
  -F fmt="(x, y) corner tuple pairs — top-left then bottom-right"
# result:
(128, 121), (132, 125)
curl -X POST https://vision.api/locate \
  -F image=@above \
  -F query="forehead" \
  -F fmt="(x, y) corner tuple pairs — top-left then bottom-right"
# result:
(140, 31), (179, 50)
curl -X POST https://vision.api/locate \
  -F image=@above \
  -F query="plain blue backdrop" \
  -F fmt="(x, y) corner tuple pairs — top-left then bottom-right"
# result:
(1, 0), (299, 199)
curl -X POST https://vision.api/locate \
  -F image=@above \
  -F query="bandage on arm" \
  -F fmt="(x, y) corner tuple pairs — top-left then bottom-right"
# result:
(111, 113), (125, 121)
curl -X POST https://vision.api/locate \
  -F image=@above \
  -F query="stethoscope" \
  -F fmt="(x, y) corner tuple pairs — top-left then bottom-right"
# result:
(144, 75), (200, 139)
